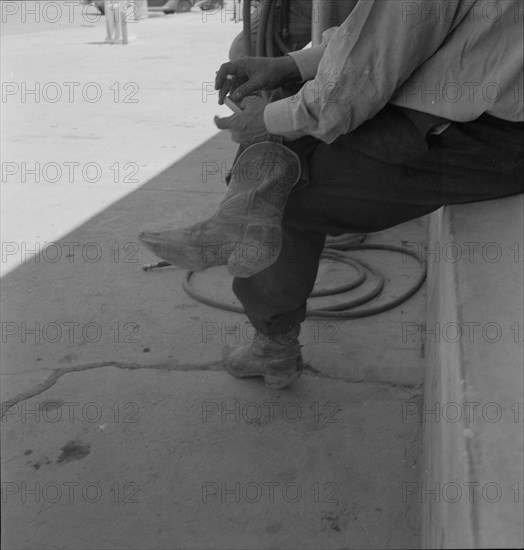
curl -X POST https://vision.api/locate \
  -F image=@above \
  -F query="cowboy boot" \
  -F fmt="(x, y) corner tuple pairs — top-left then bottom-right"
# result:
(138, 141), (300, 278)
(223, 327), (303, 389)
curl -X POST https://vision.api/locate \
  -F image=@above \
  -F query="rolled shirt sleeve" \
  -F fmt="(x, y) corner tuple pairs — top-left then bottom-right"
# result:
(264, 0), (468, 143)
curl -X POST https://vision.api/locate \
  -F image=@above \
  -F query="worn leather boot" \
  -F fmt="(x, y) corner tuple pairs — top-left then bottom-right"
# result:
(223, 328), (303, 389)
(138, 141), (300, 278)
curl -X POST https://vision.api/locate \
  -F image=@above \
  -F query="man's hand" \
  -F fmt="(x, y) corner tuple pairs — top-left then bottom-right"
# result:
(214, 95), (270, 145)
(215, 56), (301, 105)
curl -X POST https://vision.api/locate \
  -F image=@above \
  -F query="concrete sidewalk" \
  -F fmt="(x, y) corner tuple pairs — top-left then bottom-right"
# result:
(2, 4), (426, 549)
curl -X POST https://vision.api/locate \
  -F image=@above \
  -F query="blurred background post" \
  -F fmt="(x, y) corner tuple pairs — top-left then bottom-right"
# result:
(311, 0), (335, 46)
(104, 0), (148, 44)
(135, 0), (149, 19)
(234, 0), (243, 22)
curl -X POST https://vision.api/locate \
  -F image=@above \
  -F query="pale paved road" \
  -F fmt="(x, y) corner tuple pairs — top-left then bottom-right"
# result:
(1, 1), (104, 35)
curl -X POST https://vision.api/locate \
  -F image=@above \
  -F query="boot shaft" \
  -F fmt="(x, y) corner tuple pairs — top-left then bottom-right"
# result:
(226, 142), (301, 210)
(252, 325), (301, 357)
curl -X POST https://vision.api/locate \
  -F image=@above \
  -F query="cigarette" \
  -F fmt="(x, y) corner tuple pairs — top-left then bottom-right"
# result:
(225, 96), (243, 114)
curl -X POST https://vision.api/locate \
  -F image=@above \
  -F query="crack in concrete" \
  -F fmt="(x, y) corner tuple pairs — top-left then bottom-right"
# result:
(0, 360), (220, 418)
(305, 364), (420, 390)
(1, 360), (418, 419)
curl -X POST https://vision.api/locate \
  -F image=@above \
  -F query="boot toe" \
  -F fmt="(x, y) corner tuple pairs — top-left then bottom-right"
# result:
(139, 229), (218, 271)
(222, 344), (303, 389)
(222, 345), (265, 379)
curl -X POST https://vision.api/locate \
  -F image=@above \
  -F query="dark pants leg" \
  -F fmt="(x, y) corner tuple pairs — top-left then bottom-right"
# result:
(233, 105), (524, 336)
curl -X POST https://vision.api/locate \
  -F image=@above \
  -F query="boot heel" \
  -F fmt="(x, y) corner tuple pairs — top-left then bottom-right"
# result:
(227, 225), (282, 278)
(263, 356), (304, 389)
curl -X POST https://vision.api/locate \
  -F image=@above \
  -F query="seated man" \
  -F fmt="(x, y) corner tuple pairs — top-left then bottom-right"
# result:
(141, 0), (523, 389)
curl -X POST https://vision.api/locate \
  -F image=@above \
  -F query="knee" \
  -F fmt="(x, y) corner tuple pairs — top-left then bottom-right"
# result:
(228, 33), (244, 61)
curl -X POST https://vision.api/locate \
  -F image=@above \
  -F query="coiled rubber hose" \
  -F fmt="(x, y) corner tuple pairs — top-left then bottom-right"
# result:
(182, 241), (427, 319)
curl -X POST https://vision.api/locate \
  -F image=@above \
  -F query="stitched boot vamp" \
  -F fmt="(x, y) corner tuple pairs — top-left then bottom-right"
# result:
(139, 213), (246, 271)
